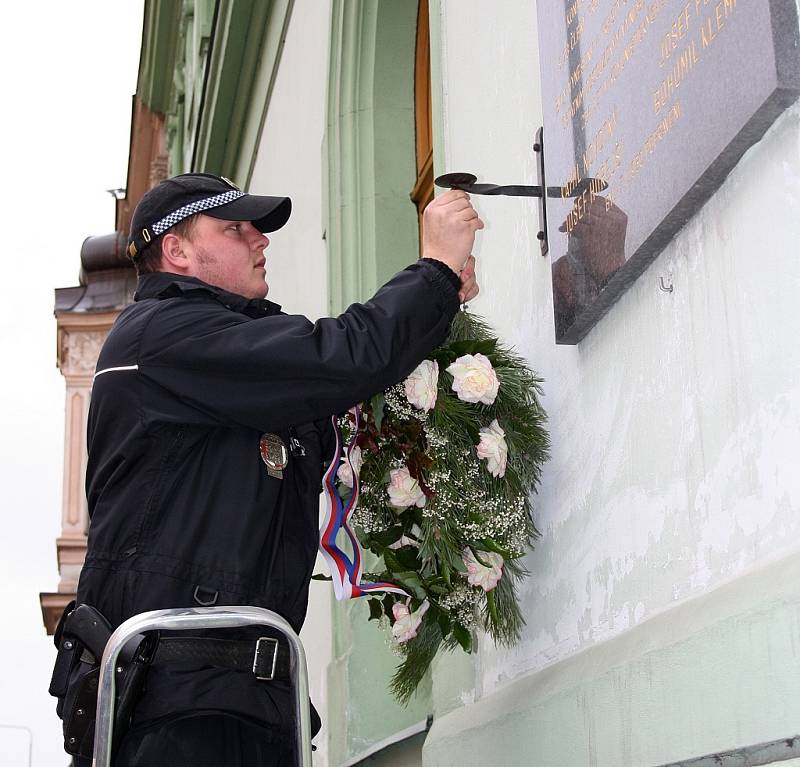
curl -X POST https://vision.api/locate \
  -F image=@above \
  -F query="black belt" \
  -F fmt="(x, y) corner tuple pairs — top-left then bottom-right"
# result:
(153, 636), (291, 681)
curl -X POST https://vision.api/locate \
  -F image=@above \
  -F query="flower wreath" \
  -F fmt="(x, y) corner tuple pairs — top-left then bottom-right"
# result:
(320, 310), (549, 702)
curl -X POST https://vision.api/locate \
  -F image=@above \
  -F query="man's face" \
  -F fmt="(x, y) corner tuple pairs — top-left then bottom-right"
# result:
(178, 214), (271, 299)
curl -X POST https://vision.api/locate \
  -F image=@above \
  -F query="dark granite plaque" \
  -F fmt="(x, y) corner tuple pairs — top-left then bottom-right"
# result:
(537, 0), (800, 343)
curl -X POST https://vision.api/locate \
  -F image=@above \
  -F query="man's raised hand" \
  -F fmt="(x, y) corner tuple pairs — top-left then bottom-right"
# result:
(422, 189), (484, 277)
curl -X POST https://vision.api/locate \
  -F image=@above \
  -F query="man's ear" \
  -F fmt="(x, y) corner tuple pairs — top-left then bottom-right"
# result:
(160, 232), (190, 273)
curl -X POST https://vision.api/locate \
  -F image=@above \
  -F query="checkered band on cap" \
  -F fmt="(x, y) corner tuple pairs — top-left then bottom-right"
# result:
(151, 190), (245, 235)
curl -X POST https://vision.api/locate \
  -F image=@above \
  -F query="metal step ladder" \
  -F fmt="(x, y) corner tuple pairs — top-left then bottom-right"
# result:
(91, 606), (314, 767)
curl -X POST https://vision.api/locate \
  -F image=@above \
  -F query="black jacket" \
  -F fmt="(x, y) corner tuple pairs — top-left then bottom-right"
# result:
(74, 260), (459, 729)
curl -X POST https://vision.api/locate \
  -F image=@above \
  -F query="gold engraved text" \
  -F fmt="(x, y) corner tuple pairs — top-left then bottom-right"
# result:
(658, 3), (693, 67)
(561, 108), (619, 198)
(701, 0), (736, 48)
(626, 101), (682, 180)
(653, 40), (699, 113)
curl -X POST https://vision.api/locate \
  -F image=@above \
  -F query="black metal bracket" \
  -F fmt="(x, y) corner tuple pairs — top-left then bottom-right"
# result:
(434, 128), (607, 257)
(534, 126), (549, 256)
(433, 172), (554, 198)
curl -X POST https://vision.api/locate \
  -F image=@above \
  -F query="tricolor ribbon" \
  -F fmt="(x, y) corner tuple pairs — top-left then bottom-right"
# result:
(319, 405), (409, 600)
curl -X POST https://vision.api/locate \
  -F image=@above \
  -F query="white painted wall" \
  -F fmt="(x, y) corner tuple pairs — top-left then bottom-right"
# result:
(249, 3), (334, 764)
(435, 0), (800, 703)
(251, 0), (332, 321)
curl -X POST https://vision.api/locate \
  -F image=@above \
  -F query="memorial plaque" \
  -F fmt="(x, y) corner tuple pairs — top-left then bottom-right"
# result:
(537, 0), (800, 343)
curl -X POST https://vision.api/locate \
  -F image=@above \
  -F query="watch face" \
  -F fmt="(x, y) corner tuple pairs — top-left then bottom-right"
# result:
(259, 433), (288, 475)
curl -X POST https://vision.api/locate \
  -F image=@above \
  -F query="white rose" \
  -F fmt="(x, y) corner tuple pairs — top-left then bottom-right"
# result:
(336, 445), (363, 488)
(387, 467), (427, 509)
(446, 353), (500, 405)
(404, 359), (439, 412)
(476, 419), (508, 478)
(391, 599), (429, 643)
(387, 523), (423, 550)
(462, 548), (504, 591)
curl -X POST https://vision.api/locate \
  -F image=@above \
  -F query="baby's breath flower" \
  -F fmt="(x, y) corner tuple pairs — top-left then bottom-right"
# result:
(384, 384), (427, 421)
(439, 583), (480, 630)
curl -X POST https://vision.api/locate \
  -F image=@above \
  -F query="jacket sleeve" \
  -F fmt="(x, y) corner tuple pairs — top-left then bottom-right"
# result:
(136, 260), (460, 431)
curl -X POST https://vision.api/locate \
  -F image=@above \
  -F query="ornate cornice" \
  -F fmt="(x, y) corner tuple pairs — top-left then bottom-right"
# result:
(55, 311), (120, 381)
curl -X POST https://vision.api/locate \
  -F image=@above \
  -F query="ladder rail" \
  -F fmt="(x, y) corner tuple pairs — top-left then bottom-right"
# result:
(92, 606), (313, 767)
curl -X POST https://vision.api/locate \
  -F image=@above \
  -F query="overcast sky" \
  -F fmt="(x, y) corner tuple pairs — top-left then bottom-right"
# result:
(0, 4), (144, 764)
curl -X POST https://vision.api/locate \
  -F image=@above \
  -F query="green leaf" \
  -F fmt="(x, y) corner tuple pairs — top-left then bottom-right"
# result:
(389, 615), (443, 704)
(477, 538), (516, 559)
(430, 348), (457, 367)
(371, 393), (386, 431)
(448, 338), (497, 357)
(472, 550), (493, 568)
(440, 563), (451, 586)
(392, 571), (427, 600)
(452, 623), (473, 653)
(437, 611), (452, 637)
(393, 570), (424, 587)
(368, 598), (384, 621)
(394, 546), (422, 570)
(382, 548), (402, 573)
(425, 576), (449, 595)
(311, 573), (332, 581)
(370, 526), (404, 548)
(356, 527), (371, 548)
(486, 588), (499, 627)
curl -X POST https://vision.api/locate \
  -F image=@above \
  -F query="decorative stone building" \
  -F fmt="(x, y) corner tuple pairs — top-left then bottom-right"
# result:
(39, 235), (135, 633)
(39, 97), (168, 633)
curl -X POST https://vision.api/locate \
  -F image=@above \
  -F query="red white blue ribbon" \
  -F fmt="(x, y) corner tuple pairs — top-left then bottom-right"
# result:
(319, 406), (409, 600)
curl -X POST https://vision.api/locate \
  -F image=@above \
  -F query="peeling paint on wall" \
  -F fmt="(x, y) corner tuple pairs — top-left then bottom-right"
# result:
(433, 0), (800, 737)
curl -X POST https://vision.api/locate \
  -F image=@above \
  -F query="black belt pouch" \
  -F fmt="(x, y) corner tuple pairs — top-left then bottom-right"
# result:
(49, 601), (103, 757)
(49, 602), (156, 759)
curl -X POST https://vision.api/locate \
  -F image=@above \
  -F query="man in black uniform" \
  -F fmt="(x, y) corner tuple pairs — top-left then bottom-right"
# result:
(55, 173), (481, 766)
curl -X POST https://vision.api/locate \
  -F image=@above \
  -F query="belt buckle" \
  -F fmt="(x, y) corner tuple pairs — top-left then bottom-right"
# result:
(253, 637), (279, 681)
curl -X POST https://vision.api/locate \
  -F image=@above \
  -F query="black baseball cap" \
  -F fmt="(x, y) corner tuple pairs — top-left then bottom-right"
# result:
(126, 173), (292, 260)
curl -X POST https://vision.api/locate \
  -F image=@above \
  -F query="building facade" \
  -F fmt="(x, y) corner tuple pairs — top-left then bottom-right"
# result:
(46, 1), (800, 765)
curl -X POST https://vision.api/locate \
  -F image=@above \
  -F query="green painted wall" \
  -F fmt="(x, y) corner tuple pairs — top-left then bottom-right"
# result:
(328, 597), (432, 763)
(325, 1), (433, 764)
(137, 0), (292, 185)
(325, 0), (420, 315)
(423, 550), (800, 767)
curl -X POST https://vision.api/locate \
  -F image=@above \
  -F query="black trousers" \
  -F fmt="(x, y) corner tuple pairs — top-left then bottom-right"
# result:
(73, 713), (295, 767)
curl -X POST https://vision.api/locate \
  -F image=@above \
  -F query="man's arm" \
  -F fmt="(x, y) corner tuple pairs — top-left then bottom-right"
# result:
(127, 192), (483, 431)
(131, 261), (456, 431)
(422, 189), (483, 304)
